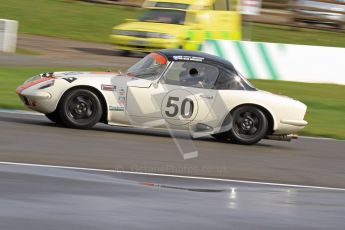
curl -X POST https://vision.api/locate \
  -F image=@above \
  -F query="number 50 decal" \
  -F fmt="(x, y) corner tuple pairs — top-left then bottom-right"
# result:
(165, 96), (194, 119)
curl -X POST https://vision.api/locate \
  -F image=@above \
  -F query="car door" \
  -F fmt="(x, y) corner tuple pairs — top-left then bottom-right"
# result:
(160, 61), (219, 127)
(126, 78), (169, 127)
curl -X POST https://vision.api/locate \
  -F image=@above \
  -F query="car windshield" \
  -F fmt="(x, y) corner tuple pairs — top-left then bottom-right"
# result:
(139, 9), (186, 25)
(126, 53), (168, 80)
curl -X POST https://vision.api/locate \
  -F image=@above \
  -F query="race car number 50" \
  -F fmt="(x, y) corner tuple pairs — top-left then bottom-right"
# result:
(161, 89), (198, 125)
(165, 97), (194, 119)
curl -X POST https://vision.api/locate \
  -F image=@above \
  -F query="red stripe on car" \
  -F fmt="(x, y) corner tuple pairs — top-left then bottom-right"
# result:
(16, 77), (55, 94)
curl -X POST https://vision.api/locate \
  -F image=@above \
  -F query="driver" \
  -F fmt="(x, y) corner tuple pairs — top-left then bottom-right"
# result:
(179, 63), (204, 88)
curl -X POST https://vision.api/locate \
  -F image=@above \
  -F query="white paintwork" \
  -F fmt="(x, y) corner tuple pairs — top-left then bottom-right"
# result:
(17, 64), (307, 138)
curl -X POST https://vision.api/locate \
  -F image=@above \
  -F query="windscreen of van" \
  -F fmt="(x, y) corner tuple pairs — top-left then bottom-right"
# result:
(139, 9), (186, 25)
(155, 2), (189, 9)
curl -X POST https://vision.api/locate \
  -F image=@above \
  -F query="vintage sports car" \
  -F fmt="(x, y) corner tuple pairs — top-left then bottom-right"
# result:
(16, 49), (307, 145)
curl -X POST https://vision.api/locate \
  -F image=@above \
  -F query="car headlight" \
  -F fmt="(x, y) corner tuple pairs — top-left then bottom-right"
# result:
(38, 80), (55, 89)
(147, 32), (175, 39)
(24, 72), (54, 84)
(147, 32), (160, 38)
(112, 29), (120, 35)
(160, 33), (175, 39)
(113, 30), (134, 36)
(24, 75), (41, 84)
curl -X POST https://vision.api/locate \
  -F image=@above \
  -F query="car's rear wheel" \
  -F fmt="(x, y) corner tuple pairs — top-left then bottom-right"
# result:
(45, 111), (62, 124)
(228, 106), (268, 145)
(58, 89), (102, 129)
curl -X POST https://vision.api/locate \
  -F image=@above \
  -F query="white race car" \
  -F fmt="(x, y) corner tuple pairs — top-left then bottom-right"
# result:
(16, 49), (307, 144)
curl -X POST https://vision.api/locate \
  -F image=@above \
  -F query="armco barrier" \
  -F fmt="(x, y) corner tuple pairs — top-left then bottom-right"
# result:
(201, 40), (345, 85)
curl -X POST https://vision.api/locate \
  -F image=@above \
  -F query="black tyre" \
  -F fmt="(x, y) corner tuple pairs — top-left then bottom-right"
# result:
(119, 50), (130, 57)
(45, 111), (62, 124)
(228, 106), (268, 145)
(211, 132), (230, 141)
(58, 89), (102, 129)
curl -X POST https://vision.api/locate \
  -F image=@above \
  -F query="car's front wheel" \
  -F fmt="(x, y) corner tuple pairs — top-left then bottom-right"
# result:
(58, 89), (102, 129)
(228, 106), (268, 145)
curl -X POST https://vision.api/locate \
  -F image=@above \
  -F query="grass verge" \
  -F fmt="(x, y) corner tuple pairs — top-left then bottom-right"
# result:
(1, 0), (345, 47)
(0, 0), (139, 43)
(0, 67), (344, 139)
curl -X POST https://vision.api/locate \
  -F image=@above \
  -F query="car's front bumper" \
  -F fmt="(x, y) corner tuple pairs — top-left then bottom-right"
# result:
(110, 35), (180, 52)
(16, 77), (58, 114)
(17, 90), (56, 114)
(281, 119), (308, 127)
(272, 119), (308, 135)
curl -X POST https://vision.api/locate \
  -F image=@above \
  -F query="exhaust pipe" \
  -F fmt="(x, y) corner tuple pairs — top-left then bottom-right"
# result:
(265, 134), (298, 142)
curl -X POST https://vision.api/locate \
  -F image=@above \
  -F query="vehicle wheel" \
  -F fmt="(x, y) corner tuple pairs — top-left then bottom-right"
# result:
(58, 89), (102, 129)
(228, 106), (268, 145)
(119, 50), (130, 57)
(45, 111), (62, 124)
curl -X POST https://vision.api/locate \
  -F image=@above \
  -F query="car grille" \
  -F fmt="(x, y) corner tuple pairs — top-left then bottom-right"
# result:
(127, 31), (149, 38)
(19, 95), (30, 105)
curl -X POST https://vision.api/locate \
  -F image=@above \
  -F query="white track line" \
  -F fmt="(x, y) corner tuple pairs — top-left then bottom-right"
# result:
(1, 161), (345, 191)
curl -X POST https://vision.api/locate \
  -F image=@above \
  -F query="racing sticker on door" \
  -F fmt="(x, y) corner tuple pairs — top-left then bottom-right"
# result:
(161, 89), (198, 126)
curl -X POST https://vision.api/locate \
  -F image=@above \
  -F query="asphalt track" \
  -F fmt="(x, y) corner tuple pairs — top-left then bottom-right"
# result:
(1, 111), (345, 189)
(1, 163), (345, 230)
(1, 34), (139, 68)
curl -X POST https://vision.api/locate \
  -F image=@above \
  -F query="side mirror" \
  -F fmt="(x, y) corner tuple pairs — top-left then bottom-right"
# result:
(152, 81), (159, 88)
